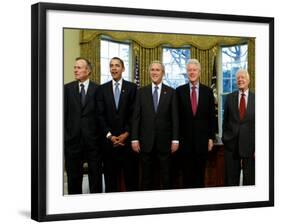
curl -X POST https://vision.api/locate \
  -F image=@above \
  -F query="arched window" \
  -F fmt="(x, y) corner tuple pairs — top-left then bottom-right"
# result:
(162, 47), (190, 89)
(219, 43), (248, 136)
(100, 39), (131, 84)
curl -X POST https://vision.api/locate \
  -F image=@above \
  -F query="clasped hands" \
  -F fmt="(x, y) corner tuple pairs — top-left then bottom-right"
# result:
(110, 132), (129, 147)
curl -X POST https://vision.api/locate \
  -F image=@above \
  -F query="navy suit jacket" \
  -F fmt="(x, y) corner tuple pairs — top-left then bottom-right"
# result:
(131, 83), (179, 153)
(97, 80), (137, 140)
(64, 80), (100, 151)
(176, 83), (216, 154)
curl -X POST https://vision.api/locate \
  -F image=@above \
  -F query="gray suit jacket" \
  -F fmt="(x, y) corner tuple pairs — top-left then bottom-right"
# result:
(222, 90), (255, 157)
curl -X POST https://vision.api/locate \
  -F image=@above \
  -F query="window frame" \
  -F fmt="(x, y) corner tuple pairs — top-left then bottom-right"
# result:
(100, 36), (133, 84)
(162, 46), (191, 89)
(218, 42), (248, 138)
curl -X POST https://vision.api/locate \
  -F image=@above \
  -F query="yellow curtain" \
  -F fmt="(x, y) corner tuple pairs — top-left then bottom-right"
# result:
(191, 46), (218, 87)
(81, 29), (246, 50)
(132, 42), (162, 87)
(79, 29), (254, 89)
(248, 38), (255, 91)
(80, 31), (101, 84)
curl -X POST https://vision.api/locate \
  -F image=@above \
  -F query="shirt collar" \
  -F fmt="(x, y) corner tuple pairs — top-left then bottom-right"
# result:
(112, 78), (123, 87)
(152, 82), (162, 89)
(190, 82), (199, 89)
(79, 78), (89, 87)
(239, 88), (249, 97)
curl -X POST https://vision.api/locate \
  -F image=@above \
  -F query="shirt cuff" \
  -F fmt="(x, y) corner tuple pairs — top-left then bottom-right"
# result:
(131, 140), (139, 143)
(172, 140), (179, 144)
(106, 132), (112, 139)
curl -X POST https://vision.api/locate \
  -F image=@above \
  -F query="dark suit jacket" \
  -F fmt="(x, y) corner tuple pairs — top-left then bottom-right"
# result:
(131, 83), (179, 153)
(64, 80), (100, 152)
(222, 91), (255, 157)
(176, 83), (216, 154)
(97, 80), (137, 140)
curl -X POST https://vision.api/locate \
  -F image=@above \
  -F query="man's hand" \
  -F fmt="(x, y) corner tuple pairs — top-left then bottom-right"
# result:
(208, 139), (214, 152)
(171, 142), (179, 154)
(117, 132), (129, 146)
(131, 141), (140, 153)
(110, 136), (120, 147)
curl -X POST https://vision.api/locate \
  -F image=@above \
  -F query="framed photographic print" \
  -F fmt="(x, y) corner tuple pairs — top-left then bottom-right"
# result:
(31, 2), (274, 222)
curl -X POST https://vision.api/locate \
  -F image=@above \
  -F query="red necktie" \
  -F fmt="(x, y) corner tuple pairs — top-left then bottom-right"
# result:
(191, 86), (197, 116)
(239, 93), (246, 120)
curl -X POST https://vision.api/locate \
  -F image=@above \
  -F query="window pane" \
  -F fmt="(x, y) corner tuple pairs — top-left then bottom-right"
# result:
(219, 43), (248, 137)
(221, 44), (248, 94)
(223, 79), (231, 93)
(162, 47), (190, 89)
(100, 39), (131, 84)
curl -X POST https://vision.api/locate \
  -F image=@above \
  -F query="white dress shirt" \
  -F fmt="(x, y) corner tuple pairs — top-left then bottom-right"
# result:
(152, 82), (162, 104)
(79, 78), (90, 94)
(112, 78), (123, 95)
(106, 79), (123, 139)
(189, 82), (199, 103)
(238, 88), (249, 109)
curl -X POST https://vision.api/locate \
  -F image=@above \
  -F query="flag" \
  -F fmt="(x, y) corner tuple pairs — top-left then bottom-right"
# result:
(211, 56), (219, 134)
(134, 56), (140, 89)
(211, 56), (217, 91)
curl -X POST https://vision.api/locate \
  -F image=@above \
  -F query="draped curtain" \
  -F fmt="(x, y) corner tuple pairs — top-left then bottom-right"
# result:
(190, 46), (217, 87)
(247, 38), (255, 91)
(79, 29), (254, 90)
(132, 42), (162, 86)
(80, 32), (101, 84)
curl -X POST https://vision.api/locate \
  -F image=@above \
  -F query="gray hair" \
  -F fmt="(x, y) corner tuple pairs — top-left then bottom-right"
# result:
(186, 58), (201, 71)
(75, 57), (92, 74)
(236, 69), (250, 81)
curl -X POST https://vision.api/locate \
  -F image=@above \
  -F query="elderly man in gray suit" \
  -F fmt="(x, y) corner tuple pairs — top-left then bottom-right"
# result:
(222, 69), (255, 186)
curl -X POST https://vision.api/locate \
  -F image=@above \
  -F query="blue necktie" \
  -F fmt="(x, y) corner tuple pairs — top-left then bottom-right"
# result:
(80, 83), (86, 107)
(114, 82), (120, 109)
(153, 85), (159, 112)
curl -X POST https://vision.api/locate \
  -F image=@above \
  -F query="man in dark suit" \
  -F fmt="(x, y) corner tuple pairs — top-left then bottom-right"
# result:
(176, 59), (216, 188)
(64, 57), (102, 194)
(222, 69), (255, 186)
(131, 60), (179, 191)
(97, 57), (139, 192)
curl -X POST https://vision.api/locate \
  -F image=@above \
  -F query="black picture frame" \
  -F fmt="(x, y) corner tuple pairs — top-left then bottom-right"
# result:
(31, 2), (274, 222)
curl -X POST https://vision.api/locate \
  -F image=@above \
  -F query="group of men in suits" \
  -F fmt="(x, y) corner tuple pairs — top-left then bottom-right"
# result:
(64, 56), (255, 194)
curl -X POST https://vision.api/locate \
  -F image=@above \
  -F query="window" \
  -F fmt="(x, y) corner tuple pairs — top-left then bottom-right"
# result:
(162, 47), (190, 89)
(100, 39), (131, 84)
(219, 44), (248, 136)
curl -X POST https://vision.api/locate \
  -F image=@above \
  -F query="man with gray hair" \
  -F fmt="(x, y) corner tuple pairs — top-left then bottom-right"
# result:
(222, 69), (255, 186)
(64, 57), (102, 194)
(176, 58), (216, 188)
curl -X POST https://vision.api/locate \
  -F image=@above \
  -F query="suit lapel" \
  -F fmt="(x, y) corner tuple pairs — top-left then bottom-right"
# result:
(73, 81), (81, 105)
(146, 84), (155, 114)
(232, 91), (240, 120)
(118, 80), (127, 111)
(243, 91), (254, 121)
(196, 84), (203, 116)
(157, 84), (168, 113)
(83, 82), (91, 108)
(185, 83), (193, 116)
(106, 81), (117, 111)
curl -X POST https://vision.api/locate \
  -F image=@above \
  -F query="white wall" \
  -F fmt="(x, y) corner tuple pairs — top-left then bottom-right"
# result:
(0, 0), (280, 223)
